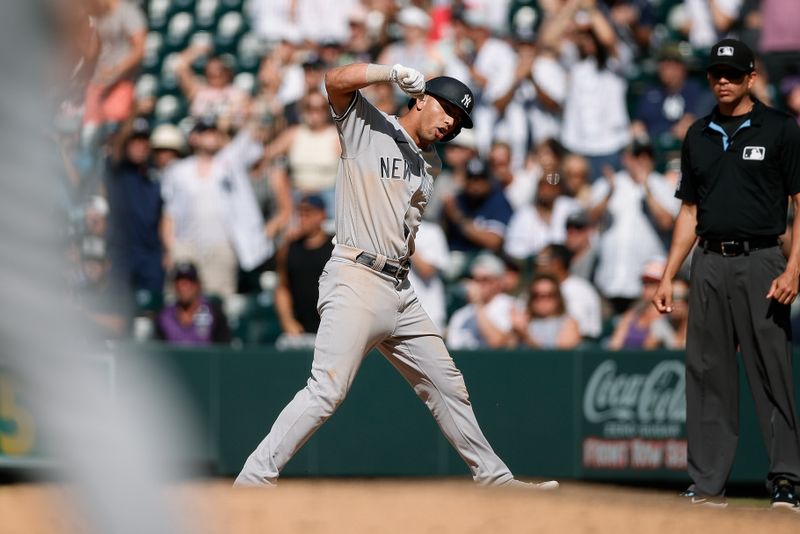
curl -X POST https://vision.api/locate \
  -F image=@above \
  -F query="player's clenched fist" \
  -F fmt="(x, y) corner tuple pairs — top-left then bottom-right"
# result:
(391, 64), (425, 98)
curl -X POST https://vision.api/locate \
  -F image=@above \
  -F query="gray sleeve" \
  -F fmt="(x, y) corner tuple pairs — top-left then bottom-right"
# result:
(122, 3), (147, 35)
(331, 90), (388, 159)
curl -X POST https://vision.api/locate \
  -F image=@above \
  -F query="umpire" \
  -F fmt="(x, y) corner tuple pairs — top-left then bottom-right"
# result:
(654, 38), (800, 509)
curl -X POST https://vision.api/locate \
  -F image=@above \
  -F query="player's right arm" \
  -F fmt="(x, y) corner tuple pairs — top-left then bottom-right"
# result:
(325, 63), (424, 116)
(652, 201), (697, 313)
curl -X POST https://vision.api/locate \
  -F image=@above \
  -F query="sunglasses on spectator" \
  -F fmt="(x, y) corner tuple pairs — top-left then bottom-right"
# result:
(708, 68), (748, 83)
(532, 291), (557, 299)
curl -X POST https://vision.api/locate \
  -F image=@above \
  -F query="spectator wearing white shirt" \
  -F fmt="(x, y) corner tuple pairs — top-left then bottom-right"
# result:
(408, 222), (450, 334)
(445, 12), (517, 157)
(534, 244), (602, 340)
(504, 174), (580, 261)
(587, 141), (680, 314)
(539, 0), (632, 179)
(681, 0), (743, 49)
(378, 7), (443, 86)
(161, 118), (273, 298)
(446, 253), (516, 350)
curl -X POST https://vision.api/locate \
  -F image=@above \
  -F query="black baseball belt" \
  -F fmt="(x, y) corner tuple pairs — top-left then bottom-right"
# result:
(699, 236), (779, 257)
(355, 252), (411, 281)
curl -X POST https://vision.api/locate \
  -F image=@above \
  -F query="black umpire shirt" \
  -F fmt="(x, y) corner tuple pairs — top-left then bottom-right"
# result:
(677, 98), (800, 239)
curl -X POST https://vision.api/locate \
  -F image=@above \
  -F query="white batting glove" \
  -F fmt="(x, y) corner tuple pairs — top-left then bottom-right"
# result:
(391, 64), (425, 98)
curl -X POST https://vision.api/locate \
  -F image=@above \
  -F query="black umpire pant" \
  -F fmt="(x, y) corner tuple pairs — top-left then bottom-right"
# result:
(686, 245), (800, 496)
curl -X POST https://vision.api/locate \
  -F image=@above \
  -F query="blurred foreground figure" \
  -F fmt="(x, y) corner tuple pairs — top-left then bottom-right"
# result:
(0, 2), (199, 533)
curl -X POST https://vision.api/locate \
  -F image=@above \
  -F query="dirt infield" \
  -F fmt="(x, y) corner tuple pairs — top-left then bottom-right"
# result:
(2, 479), (798, 534)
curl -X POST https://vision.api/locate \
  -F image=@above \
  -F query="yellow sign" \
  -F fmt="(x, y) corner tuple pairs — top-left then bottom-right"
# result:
(0, 374), (35, 456)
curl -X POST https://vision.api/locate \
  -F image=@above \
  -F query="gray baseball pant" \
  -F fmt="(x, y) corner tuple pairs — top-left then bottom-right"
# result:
(235, 252), (514, 486)
(686, 245), (800, 496)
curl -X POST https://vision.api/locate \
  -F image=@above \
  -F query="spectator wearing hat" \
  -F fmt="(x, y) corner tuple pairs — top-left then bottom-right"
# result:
(446, 253), (516, 350)
(607, 258), (673, 349)
(274, 194), (334, 338)
(155, 262), (231, 346)
(588, 141), (680, 314)
(105, 117), (166, 299)
(563, 210), (599, 282)
(442, 158), (514, 254)
(631, 43), (715, 157)
(150, 124), (185, 170)
(73, 234), (130, 340)
(161, 116), (274, 298)
(504, 171), (580, 261)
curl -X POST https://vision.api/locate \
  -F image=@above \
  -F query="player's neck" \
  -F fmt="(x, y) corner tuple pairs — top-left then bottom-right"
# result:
(397, 114), (426, 149)
(718, 95), (754, 117)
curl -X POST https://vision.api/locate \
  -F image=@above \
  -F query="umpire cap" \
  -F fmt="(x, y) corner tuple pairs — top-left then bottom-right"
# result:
(408, 76), (474, 142)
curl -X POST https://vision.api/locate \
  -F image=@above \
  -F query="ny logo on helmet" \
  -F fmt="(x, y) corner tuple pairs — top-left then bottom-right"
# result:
(461, 94), (472, 108)
(718, 46), (734, 56)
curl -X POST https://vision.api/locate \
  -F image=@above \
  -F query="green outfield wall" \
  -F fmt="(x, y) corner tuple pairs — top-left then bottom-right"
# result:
(2, 345), (797, 484)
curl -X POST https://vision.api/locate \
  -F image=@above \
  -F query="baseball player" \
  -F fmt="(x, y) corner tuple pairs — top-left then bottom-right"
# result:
(235, 63), (558, 489)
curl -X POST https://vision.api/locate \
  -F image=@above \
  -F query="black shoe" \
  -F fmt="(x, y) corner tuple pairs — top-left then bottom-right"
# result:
(680, 488), (728, 508)
(771, 478), (800, 511)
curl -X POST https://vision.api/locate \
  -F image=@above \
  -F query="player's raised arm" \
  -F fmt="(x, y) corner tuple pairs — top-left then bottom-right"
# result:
(325, 63), (424, 116)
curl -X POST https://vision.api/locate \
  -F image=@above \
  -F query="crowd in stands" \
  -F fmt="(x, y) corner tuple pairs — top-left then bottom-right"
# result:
(56, 0), (800, 350)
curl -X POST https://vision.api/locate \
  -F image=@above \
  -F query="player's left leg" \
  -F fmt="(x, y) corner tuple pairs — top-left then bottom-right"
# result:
(378, 287), (552, 487)
(731, 247), (800, 493)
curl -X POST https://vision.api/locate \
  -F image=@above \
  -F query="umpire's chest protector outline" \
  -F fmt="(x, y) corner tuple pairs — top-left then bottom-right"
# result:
(332, 91), (441, 261)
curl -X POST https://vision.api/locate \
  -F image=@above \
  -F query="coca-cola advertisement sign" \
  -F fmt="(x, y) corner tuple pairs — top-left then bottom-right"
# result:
(581, 357), (687, 473)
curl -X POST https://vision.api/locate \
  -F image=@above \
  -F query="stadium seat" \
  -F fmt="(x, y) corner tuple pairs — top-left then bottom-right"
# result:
(236, 32), (263, 73)
(154, 94), (185, 122)
(229, 292), (282, 345)
(135, 74), (159, 101)
(233, 72), (256, 95)
(158, 52), (183, 94)
(194, 0), (220, 31)
(143, 31), (164, 73)
(147, 0), (171, 31)
(214, 11), (245, 52)
(165, 11), (195, 50)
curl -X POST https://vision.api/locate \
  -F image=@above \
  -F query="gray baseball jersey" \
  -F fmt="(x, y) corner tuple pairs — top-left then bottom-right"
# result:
(235, 90), (516, 487)
(333, 91), (441, 262)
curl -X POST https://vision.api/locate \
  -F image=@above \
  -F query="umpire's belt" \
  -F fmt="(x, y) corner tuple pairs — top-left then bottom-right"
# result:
(355, 251), (410, 281)
(699, 236), (779, 257)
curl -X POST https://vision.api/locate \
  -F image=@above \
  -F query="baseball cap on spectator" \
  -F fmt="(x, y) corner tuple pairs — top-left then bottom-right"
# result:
(299, 193), (326, 212)
(465, 157), (489, 179)
(192, 115), (219, 133)
(658, 42), (687, 64)
(640, 258), (666, 283)
(462, 8), (491, 29)
(566, 211), (590, 230)
(348, 4), (368, 25)
(129, 117), (151, 140)
(397, 6), (431, 30)
(512, 6), (538, 42)
(172, 261), (200, 282)
(707, 38), (755, 73)
(150, 124), (185, 153)
(86, 195), (109, 217)
(470, 252), (506, 278)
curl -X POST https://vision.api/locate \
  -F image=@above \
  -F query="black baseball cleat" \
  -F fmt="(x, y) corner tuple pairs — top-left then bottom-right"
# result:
(771, 478), (800, 511)
(679, 488), (728, 508)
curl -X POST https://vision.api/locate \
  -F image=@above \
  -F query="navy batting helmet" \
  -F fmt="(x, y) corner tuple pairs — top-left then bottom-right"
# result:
(408, 76), (474, 142)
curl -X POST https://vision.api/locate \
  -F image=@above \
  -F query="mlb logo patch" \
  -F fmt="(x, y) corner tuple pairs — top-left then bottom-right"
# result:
(718, 46), (735, 56)
(742, 146), (765, 160)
